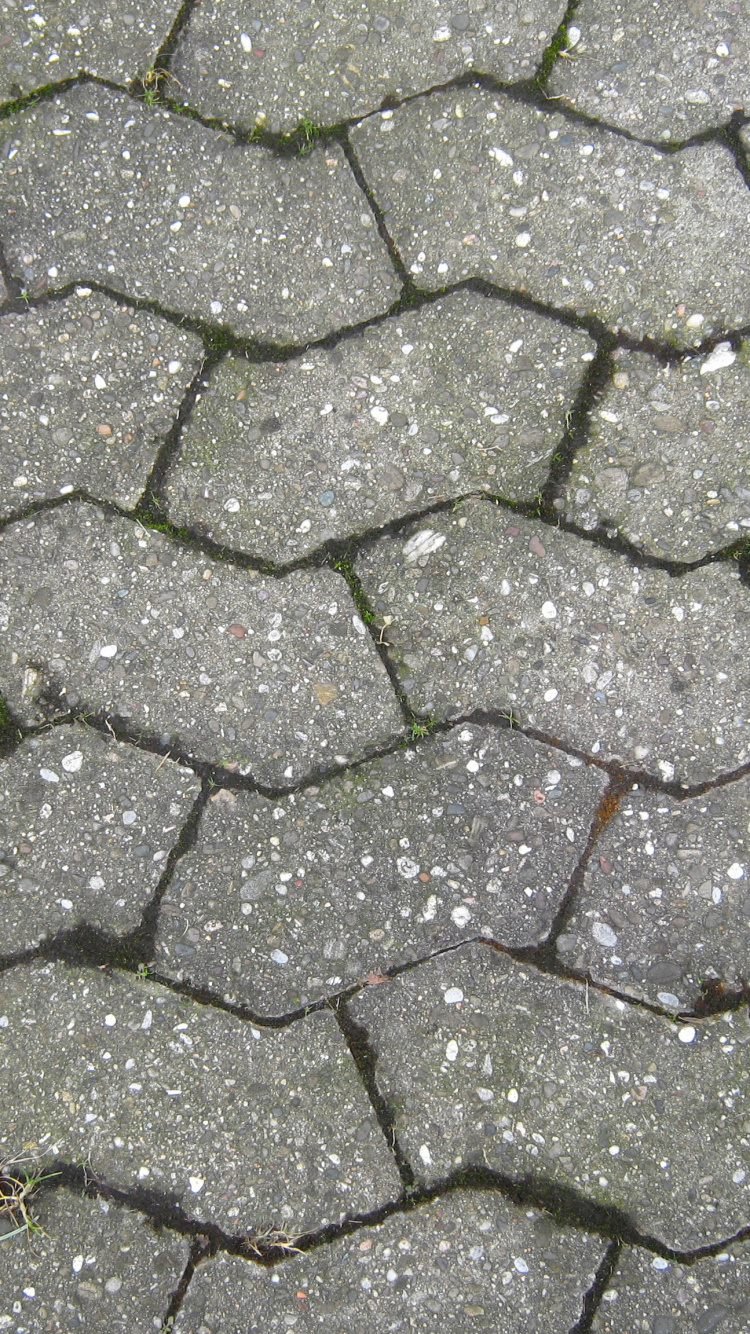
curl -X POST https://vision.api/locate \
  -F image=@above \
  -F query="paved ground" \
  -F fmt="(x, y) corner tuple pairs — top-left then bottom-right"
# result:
(1, 1), (750, 1330)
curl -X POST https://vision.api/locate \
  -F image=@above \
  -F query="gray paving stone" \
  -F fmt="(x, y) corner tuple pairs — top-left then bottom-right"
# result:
(0, 0), (178, 99)
(351, 942), (750, 1249)
(0, 292), (202, 517)
(351, 91), (750, 340)
(155, 724), (605, 1010)
(591, 1242), (750, 1334)
(0, 85), (398, 342)
(0, 1188), (189, 1333)
(0, 503), (402, 782)
(354, 497), (750, 784)
(0, 724), (199, 956)
(549, 0), (750, 140)
(173, 1193), (602, 1333)
(172, 0), (567, 133)
(556, 778), (750, 1009)
(565, 343), (750, 561)
(0, 963), (401, 1232)
(164, 291), (594, 561)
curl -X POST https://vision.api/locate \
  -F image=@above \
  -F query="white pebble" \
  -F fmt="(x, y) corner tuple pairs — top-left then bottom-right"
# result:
(515, 231), (531, 248)
(490, 147), (514, 167)
(657, 992), (680, 1008)
(403, 529), (446, 562)
(592, 922), (618, 948)
(728, 863), (744, 879)
(678, 1025), (696, 1044)
(397, 857), (420, 879)
(567, 24), (581, 46)
(700, 342), (736, 375)
(476, 1087), (494, 1102)
(451, 905), (471, 927)
(61, 750), (83, 773)
(104, 1013), (116, 1027)
(444, 987), (464, 1004)
(167, 360), (182, 374)
(122, 811), (137, 825)
(270, 949), (288, 965)
(39, 768), (59, 783)
(445, 1040), (459, 1061)
(370, 405), (389, 425)
(240, 31), (253, 51)
(507, 1088), (519, 1103)
(514, 1257), (529, 1273)
(99, 644), (117, 658)
(652, 1256), (669, 1270)
(541, 601), (557, 620)
(223, 497), (241, 513)
(419, 1144), (432, 1164)
(433, 25), (451, 40)
(543, 687), (558, 702)
(189, 1176), (205, 1193)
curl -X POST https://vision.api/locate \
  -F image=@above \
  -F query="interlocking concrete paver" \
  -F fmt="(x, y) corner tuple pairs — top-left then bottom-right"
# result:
(164, 291), (594, 560)
(0, 503), (403, 782)
(355, 496), (750, 783)
(0, 964), (401, 1232)
(565, 343), (750, 560)
(352, 943), (750, 1249)
(591, 1242), (750, 1333)
(173, 1193), (603, 1333)
(0, 292), (202, 517)
(154, 724), (605, 1009)
(351, 91), (750, 339)
(0, 724), (199, 956)
(171, 0), (567, 133)
(549, 1), (750, 140)
(556, 779), (750, 1008)
(0, 1189), (190, 1332)
(0, 0), (180, 100)
(0, 85), (398, 342)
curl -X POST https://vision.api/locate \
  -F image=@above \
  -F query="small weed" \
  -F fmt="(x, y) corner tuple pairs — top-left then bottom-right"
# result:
(410, 720), (432, 739)
(135, 962), (151, 981)
(0, 1157), (58, 1245)
(245, 1226), (303, 1258)
(296, 117), (322, 155)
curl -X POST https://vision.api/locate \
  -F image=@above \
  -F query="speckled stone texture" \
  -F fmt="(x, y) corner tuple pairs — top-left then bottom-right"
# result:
(0, 1189), (190, 1332)
(0, 0), (180, 99)
(154, 724), (605, 1011)
(0, 291), (202, 516)
(550, 0), (750, 139)
(172, 1193), (603, 1333)
(351, 942), (750, 1250)
(164, 290), (594, 560)
(0, 503), (403, 782)
(590, 1242), (750, 1333)
(172, 0), (568, 132)
(0, 724), (199, 956)
(0, 963), (401, 1233)
(556, 777), (750, 1009)
(351, 90), (750, 340)
(355, 497), (750, 783)
(565, 342), (750, 560)
(0, 84), (398, 341)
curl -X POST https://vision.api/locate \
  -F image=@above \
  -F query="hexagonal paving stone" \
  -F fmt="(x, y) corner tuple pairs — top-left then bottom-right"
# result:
(155, 724), (605, 1010)
(549, 0), (750, 140)
(0, 503), (403, 783)
(0, 0), (180, 99)
(0, 85), (398, 342)
(0, 292), (202, 517)
(173, 1193), (603, 1333)
(0, 724), (199, 956)
(556, 777), (750, 1009)
(172, 0), (567, 132)
(354, 497), (750, 784)
(351, 90), (750, 340)
(0, 964), (401, 1232)
(0, 1189), (190, 1333)
(351, 942), (750, 1249)
(164, 291), (594, 560)
(564, 343), (750, 561)
(591, 1242), (750, 1333)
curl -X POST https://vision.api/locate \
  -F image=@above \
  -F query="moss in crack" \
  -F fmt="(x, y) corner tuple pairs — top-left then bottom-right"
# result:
(0, 691), (22, 757)
(532, 0), (581, 92)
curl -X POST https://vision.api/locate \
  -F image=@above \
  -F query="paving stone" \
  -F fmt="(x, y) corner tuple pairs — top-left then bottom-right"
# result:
(591, 1242), (750, 1333)
(549, 0), (750, 140)
(0, 0), (178, 99)
(172, 0), (567, 133)
(351, 942), (750, 1250)
(355, 496), (750, 784)
(0, 724), (199, 956)
(0, 502), (402, 783)
(155, 724), (605, 1009)
(0, 292), (202, 518)
(0, 85), (398, 342)
(173, 1193), (602, 1333)
(0, 1189), (189, 1333)
(164, 291), (594, 560)
(351, 91), (750, 340)
(556, 778), (750, 1010)
(0, 963), (401, 1232)
(565, 343), (750, 561)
